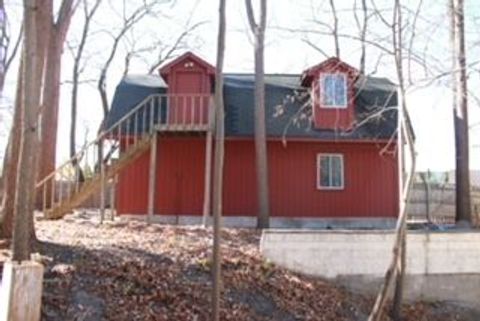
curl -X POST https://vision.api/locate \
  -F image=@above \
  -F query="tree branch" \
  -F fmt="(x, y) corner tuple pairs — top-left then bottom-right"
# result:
(245, 0), (257, 32)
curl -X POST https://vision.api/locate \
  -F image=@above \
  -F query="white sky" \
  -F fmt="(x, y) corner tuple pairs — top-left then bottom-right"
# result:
(1, 0), (480, 171)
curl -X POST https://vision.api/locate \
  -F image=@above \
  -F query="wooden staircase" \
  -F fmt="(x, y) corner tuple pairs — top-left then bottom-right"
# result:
(36, 93), (212, 220)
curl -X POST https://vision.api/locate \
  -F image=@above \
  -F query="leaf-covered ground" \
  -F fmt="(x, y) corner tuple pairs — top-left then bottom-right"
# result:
(1, 211), (479, 321)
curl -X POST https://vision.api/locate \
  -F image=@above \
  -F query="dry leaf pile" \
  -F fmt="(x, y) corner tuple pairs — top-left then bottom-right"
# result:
(1, 211), (478, 321)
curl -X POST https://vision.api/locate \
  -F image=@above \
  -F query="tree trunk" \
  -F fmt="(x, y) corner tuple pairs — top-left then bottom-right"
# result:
(254, 27), (269, 228)
(1, 1), (50, 240)
(329, 0), (340, 58)
(212, 0), (226, 319)
(70, 68), (78, 158)
(359, 0), (367, 74)
(1, 63), (23, 239)
(245, 0), (269, 229)
(37, 0), (76, 206)
(451, 0), (471, 224)
(0, 0), (6, 94)
(12, 0), (40, 262)
(98, 70), (109, 117)
(392, 235), (406, 320)
(37, 33), (62, 201)
(368, 1), (416, 320)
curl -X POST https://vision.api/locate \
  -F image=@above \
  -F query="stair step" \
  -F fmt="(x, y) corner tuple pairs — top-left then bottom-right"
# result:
(45, 136), (153, 219)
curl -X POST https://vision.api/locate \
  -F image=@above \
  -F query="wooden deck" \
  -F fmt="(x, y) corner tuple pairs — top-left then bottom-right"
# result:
(155, 122), (210, 132)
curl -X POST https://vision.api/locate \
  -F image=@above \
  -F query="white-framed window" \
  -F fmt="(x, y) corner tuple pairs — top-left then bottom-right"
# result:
(317, 153), (344, 190)
(320, 73), (348, 108)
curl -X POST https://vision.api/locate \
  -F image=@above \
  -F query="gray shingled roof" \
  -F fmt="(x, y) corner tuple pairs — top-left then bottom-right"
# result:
(104, 73), (398, 140)
(223, 73), (397, 140)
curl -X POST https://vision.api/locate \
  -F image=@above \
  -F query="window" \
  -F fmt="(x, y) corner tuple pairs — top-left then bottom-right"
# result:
(317, 154), (344, 189)
(320, 73), (347, 108)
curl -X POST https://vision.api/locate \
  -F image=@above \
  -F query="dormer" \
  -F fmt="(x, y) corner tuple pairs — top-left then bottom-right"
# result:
(159, 51), (215, 95)
(301, 57), (358, 130)
(159, 52), (215, 126)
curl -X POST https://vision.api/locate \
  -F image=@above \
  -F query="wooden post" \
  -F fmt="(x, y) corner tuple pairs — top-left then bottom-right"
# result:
(110, 175), (117, 220)
(99, 139), (105, 224)
(147, 133), (158, 224)
(0, 261), (44, 321)
(202, 99), (215, 226)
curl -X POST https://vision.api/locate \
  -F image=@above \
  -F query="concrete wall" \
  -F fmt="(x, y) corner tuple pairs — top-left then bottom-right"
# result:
(123, 214), (396, 229)
(261, 230), (480, 307)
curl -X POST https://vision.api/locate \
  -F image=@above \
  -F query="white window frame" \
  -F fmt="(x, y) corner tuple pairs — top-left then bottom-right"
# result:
(319, 73), (348, 109)
(316, 153), (345, 190)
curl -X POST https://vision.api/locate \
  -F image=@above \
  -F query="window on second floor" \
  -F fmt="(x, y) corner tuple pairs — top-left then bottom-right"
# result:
(320, 73), (347, 108)
(317, 153), (344, 190)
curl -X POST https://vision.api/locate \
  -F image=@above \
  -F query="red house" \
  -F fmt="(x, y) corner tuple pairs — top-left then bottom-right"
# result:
(104, 52), (399, 228)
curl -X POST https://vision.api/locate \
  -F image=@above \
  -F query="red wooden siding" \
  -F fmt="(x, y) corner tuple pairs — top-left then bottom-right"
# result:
(116, 137), (398, 218)
(311, 71), (355, 130)
(117, 137), (206, 215)
(302, 57), (358, 130)
(159, 52), (214, 126)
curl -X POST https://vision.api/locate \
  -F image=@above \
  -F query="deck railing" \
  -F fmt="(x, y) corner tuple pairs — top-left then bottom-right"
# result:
(36, 93), (213, 216)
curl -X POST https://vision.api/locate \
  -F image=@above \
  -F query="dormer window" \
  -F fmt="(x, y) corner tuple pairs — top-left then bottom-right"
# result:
(320, 73), (347, 108)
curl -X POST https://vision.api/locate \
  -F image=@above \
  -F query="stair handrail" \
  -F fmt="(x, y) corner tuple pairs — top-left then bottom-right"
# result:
(36, 93), (212, 188)
(35, 93), (163, 188)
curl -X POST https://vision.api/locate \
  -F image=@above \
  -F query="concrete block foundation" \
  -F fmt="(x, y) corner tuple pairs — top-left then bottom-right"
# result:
(260, 229), (480, 308)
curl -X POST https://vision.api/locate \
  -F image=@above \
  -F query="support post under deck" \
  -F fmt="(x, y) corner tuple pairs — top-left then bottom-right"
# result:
(202, 130), (213, 226)
(202, 98), (215, 226)
(147, 133), (158, 224)
(99, 139), (106, 224)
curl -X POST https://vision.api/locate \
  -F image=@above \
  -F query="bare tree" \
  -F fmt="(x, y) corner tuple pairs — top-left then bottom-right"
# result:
(70, 0), (102, 159)
(212, 0), (226, 319)
(304, 0), (341, 58)
(146, 21), (205, 75)
(0, 0), (23, 238)
(1, 0), (76, 240)
(450, 0), (471, 224)
(0, 0), (23, 95)
(245, 0), (269, 229)
(122, 20), (205, 76)
(97, 1), (157, 117)
(354, 0), (368, 73)
(1, 60), (22, 239)
(328, 0), (340, 58)
(368, 1), (416, 320)
(12, 0), (42, 261)
(1, 0), (52, 240)
(37, 0), (78, 205)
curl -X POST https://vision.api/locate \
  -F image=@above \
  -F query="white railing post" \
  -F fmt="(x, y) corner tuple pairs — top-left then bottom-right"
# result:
(42, 184), (47, 214)
(99, 138), (105, 224)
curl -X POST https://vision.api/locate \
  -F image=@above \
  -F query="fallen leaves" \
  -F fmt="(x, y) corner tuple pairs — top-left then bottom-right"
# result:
(1, 210), (477, 321)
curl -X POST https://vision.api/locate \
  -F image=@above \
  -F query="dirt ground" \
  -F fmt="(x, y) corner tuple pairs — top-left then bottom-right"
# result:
(0, 211), (479, 321)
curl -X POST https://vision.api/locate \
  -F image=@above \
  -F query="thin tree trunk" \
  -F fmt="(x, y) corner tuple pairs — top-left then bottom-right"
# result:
(38, 34), (62, 191)
(1, 0), (49, 240)
(0, 0), (7, 94)
(211, 0), (226, 319)
(98, 69), (109, 117)
(71, 0), (98, 179)
(97, 3), (151, 118)
(359, 0), (367, 73)
(245, 0), (269, 229)
(392, 235), (406, 320)
(368, 1), (415, 319)
(36, 0), (76, 215)
(1, 61), (23, 239)
(12, 0), (40, 262)
(329, 0), (340, 58)
(451, 0), (471, 224)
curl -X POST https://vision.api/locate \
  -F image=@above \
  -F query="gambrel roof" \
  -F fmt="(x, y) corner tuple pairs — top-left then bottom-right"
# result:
(104, 72), (398, 141)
